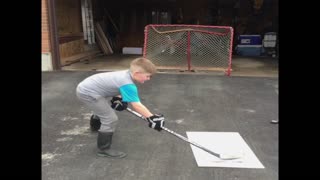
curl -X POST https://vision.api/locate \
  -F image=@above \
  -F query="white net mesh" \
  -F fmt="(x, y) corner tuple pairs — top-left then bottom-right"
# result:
(144, 25), (233, 75)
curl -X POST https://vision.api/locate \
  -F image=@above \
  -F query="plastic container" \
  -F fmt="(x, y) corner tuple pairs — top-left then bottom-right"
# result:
(236, 45), (262, 56)
(238, 35), (262, 45)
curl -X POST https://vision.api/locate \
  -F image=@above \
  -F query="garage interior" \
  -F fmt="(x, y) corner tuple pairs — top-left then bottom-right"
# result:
(54, 0), (278, 75)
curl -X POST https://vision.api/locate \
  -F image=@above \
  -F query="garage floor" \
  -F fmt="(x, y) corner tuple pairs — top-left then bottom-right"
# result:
(42, 71), (278, 180)
(61, 54), (278, 78)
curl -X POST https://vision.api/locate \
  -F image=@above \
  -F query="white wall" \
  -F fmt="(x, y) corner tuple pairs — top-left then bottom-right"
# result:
(42, 53), (53, 71)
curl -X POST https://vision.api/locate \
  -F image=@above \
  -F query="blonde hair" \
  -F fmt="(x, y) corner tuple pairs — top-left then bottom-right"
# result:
(130, 58), (157, 74)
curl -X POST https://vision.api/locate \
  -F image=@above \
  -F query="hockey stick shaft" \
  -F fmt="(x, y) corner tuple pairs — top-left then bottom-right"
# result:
(126, 107), (223, 159)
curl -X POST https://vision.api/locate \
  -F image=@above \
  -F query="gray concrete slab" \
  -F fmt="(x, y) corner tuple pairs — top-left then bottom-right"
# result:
(61, 54), (278, 78)
(42, 71), (278, 180)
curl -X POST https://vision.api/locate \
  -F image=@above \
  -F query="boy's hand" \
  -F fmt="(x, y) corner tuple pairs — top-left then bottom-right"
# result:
(146, 114), (165, 131)
(110, 97), (128, 111)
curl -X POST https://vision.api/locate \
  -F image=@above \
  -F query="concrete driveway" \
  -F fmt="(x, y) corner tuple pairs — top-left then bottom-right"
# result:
(42, 71), (278, 180)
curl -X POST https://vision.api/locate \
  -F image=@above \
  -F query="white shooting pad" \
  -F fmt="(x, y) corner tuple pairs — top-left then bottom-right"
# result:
(186, 132), (265, 168)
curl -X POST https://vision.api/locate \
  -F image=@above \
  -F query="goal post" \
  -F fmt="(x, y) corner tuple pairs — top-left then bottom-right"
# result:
(143, 24), (234, 75)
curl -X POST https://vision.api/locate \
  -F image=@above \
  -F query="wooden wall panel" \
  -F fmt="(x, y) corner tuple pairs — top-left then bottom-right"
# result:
(59, 38), (85, 61)
(56, 0), (83, 36)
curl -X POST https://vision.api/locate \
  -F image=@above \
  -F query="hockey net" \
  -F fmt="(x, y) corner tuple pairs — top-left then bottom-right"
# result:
(143, 24), (233, 75)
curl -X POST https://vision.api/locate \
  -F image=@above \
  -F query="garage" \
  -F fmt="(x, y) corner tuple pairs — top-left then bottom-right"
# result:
(42, 0), (278, 74)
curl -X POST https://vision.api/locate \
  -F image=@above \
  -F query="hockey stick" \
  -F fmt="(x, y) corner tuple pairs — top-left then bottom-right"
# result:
(126, 107), (242, 160)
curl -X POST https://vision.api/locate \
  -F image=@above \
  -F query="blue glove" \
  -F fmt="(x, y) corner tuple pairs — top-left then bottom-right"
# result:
(146, 114), (165, 131)
(110, 97), (128, 111)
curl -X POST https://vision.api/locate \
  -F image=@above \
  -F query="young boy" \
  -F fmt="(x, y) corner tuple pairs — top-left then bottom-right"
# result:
(76, 58), (165, 158)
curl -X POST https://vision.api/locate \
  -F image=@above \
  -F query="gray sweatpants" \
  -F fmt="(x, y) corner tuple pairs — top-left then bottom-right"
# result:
(76, 86), (118, 133)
